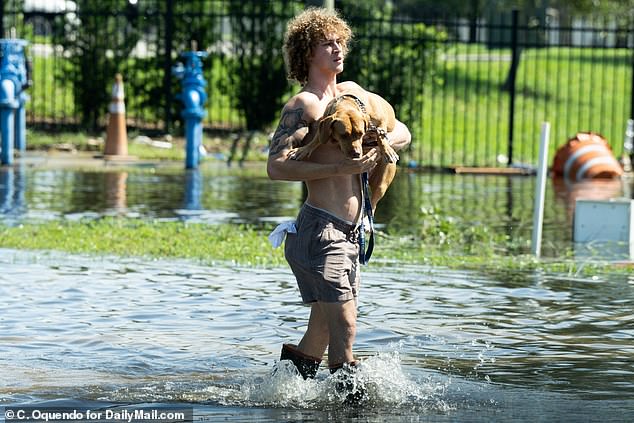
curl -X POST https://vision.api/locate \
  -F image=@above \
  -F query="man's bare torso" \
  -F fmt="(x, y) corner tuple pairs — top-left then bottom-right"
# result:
(303, 83), (362, 223)
(305, 143), (362, 224)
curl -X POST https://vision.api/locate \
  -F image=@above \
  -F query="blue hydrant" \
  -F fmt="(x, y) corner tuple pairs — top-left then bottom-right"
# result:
(0, 39), (30, 166)
(173, 50), (208, 169)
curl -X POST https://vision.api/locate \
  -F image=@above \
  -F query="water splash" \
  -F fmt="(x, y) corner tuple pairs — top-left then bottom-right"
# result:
(244, 361), (322, 408)
(243, 351), (452, 412)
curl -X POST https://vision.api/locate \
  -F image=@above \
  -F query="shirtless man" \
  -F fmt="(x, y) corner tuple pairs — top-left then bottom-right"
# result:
(267, 7), (411, 380)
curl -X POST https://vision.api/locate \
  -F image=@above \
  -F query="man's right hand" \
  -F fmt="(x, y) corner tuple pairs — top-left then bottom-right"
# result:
(336, 148), (379, 175)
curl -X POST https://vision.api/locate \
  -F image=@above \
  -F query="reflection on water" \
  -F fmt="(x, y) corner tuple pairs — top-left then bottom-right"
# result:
(552, 177), (625, 221)
(0, 250), (632, 421)
(183, 169), (202, 211)
(1, 161), (633, 258)
(0, 164), (27, 221)
(104, 171), (127, 212)
(0, 162), (304, 226)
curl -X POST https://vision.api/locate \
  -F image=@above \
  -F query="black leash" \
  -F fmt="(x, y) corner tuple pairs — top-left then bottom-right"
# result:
(359, 171), (374, 265)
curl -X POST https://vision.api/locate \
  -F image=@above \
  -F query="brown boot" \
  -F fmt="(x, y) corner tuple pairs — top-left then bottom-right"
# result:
(279, 343), (321, 379)
(329, 361), (367, 405)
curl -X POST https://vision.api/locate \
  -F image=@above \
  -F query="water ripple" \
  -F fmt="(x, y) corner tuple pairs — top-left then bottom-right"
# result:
(1, 248), (633, 419)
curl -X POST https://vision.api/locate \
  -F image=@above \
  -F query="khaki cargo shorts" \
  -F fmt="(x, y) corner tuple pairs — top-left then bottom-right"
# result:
(284, 203), (360, 303)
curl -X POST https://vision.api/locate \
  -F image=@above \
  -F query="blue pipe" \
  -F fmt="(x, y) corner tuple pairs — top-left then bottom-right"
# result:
(15, 92), (28, 151)
(0, 39), (29, 166)
(173, 50), (208, 169)
(182, 87), (205, 168)
(184, 116), (201, 169)
(0, 79), (16, 165)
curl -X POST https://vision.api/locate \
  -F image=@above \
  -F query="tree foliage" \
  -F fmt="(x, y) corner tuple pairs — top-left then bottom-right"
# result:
(53, 0), (141, 129)
(393, 0), (482, 19)
(392, 0), (634, 18)
(227, 0), (302, 131)
(337, 1), (447, 138)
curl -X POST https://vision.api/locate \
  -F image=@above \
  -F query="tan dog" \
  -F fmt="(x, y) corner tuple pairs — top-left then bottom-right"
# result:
(290, 92), (399, 212)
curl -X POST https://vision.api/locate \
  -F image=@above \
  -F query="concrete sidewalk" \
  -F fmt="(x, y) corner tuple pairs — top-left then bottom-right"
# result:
(8, 151), (169, 170)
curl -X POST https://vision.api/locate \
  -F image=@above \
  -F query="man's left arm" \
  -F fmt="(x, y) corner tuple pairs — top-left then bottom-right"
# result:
(388, 119), (412, 151)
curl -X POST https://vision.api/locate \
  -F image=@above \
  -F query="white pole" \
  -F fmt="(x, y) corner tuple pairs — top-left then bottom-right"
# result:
(323, 0), (334, 11)
(531, 122), (550, 257)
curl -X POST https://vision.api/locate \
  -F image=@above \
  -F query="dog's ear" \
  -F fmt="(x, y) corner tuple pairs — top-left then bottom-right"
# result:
(318, 115), (335, 145)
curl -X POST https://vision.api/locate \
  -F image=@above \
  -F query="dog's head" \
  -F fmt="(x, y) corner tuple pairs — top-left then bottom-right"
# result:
(318, 98), (369, 159)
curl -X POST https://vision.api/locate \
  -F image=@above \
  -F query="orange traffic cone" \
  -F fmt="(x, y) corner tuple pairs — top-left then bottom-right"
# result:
(104, 73), (128, 159)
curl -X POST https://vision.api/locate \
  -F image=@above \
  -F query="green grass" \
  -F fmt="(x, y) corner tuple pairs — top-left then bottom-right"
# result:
(25, 129), (91, 149)
(0, 218), (629, 276)
(25, 128), (187, 161)
(0, 219), (279, 267)
(417, 45), (632, 167)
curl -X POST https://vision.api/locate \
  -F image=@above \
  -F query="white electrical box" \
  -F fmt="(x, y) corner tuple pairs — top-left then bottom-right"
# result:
(573, 198), (634, 259)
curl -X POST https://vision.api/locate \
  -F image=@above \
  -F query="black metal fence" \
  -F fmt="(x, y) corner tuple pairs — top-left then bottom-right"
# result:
(2, 1), (633, 168)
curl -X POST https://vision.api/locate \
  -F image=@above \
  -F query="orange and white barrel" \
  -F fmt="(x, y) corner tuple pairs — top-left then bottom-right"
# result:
(104, 73), (128, 158)
(551, 132), (623, 180)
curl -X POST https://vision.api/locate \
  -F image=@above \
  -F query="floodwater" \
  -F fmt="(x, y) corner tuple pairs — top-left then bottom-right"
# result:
(1, 155), (634, 421)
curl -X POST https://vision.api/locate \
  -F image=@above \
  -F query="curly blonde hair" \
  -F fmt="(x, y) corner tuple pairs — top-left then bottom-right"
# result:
(283, 7), (353, 85)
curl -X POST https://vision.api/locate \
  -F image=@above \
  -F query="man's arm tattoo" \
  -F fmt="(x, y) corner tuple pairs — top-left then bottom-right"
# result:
(269, 107), (308, 156)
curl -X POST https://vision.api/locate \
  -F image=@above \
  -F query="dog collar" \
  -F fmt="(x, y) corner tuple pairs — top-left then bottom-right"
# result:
(336, 93), (368, 114)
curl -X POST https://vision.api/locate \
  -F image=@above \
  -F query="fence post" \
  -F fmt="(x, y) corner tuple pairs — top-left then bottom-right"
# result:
(531, 122), (550, 258)
(507, 9), (519, 166)
(631, 45), (634, 123)
(163, 0), (174, 134)
(0, 0), (4, 38)
(468, 0), (479, 43)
